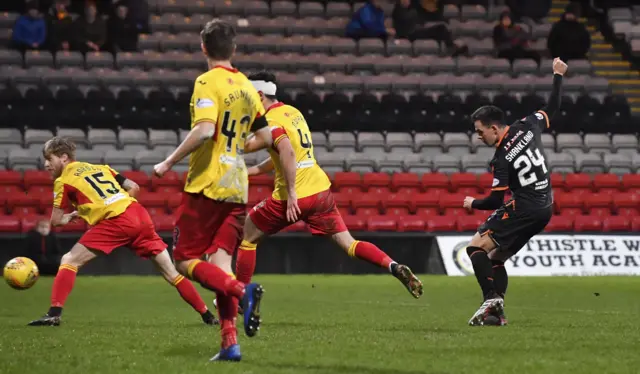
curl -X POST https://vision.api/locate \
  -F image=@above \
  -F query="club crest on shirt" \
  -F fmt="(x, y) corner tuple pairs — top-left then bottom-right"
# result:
(535, 112), (544, 120)
(196, 98), (214, 108)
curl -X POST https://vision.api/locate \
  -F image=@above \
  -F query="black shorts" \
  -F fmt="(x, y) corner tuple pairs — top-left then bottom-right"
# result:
(477, 203), (552, 255)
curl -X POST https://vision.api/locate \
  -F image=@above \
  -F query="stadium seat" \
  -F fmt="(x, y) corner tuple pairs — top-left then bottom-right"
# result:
(121, 171), (150, 189)
(390, 173), (420, 193)
(367, 216), (397, 232)
(412, 193), (439, 214)
(382, 194), (411, 215)
(249, 174), (274, 187)
(602, 216), (630, 232)
(421, 172), (449, 191)
(584, 192), (612, 213)
(631, 216), (640, 232)
(456, 215), (484, 232)
(353, 193), (381, 216)
(622, 174), (640, 190)
(439, 193), (466, 214)
(426, 216), (457, 232)
(136, 192), (167, 209)
(22, 170), (51, 189)
(574, 215), (603, 232)
(449, 172), (477, 191)
(545, 215), (574, 232)
(397, 215), (425, 232)
(554, 192), (582, 214)
(0, 215), (20, 232)
(564, 173), (592, 191)
(592, 173), (621, 193)
(150, 170), (181, 190)
(342, 215), (366, 231)
(362, 172), (390, 192)
(0, 170), (22, 187)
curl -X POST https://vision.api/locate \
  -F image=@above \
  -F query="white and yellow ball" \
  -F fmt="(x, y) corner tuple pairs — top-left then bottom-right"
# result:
(3, 257), (39, 290)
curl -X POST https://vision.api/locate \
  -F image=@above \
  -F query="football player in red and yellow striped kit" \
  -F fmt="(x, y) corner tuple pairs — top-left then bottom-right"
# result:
(28, 137), (216, 327)
(235, 71), (424, 299)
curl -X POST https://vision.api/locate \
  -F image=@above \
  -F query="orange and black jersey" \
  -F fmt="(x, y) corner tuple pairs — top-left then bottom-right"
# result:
(489, 111), (553, 210)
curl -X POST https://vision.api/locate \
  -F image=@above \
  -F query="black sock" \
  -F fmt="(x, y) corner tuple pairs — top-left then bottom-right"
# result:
(48, 306), (62, 317)
(466, 246), (496, 300)
(390, 262), (399, 276)
(492, 260), (508, 298)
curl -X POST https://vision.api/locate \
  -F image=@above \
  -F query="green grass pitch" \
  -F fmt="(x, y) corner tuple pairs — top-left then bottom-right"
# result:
(1, 275), (640, 374)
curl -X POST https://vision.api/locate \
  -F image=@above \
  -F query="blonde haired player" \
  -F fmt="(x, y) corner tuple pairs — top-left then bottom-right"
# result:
(28, 137), (216, 326)
(233, 71), (424, 300)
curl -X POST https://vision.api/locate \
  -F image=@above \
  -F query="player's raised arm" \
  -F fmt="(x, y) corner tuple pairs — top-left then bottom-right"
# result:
(154, 79), (218, 177)
(537, 58), (568, 129)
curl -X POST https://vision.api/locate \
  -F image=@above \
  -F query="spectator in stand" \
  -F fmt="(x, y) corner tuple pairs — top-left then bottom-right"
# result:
(393, 0), (467, 56)
(346, 0), (395, 40)
(47, 0), (73, 51)
(11, 1), (47, 51)
(24, 220), (61, 276)
(108, 2), (138, 52)
(493, 11), (541, 65)
(73, 2), (107, 53)
(547, 3), (591, 62)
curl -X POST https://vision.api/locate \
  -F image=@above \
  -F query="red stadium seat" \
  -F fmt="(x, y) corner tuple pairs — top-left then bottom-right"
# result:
(332, 172), (362, 192)
(613, 192), (639, 212)
(136, 192), (167, 208)
(545, 215), (574, 232)
(20, 214), (46, 233)
(338, 206), (351, 217)
(397, 216), (426, 232)
(564, 173), (592, 191)
(27, 186), (53, 195)
(249, 174), (274, 186)
(421, 173), (450, 191)
(23, 170), (51, 189)
(456, 215), (484, 232)
(584, 192), (612, 210)
(30, 190), (53, 209)
(386, 207), (411, 216)
(55, 219), (87, 233)
(121, 171), (150, 188)
(342, 215), (367, 231)
(0, 170), (23, 187)
(363, 173), (391, 192)
(602, 216), (630, 232)
(383, 193), (411, 215)
(151, 170), (181, 190)
(154, 186), (182, 194)
(550, 173), (565, 190)
(618, 207), (639, 217)
(413, 193), (439, 213)
(391, 173), (421, 194)
(588, 208), (611, 217)
(145, 207), (167, 217)
(622, 174), (640, 191)
(152, 214), (175, 232)
(426, 216), (457, 232)
(443, 208), (469, 216)
(554, 192), (582, 214)
(353, 193), (381, 215)
(559, 208), (582, 217)
(367, 215), (397, 231)
(478, 173), (494, 193)
(458, 187), (481, 195)
(439, 193), (465, 211)
(574, 215), (602, 232)
(450, 172), (477, 191)
(0, 215), (21, 232)
(631, 216), (640, 232)
(593, 173), (621, 192)
(333, 193), (352, 211)
(7, 193), (40, 213)
(249, 185), (272, 200)
(0, 185), (23, 195)
(415, 207), (438, 217)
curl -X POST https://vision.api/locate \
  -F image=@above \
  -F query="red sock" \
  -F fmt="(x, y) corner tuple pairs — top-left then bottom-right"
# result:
(236, 240), (257, 284)
(217, 293), (239, 349)
(51, 264), (78, 308)
(189, 260), (245, 300)
(348, 241), (393, 270)
(173, 275), (208, 314)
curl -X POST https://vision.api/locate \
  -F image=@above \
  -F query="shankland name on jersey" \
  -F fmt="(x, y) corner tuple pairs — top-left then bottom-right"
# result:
(491, 111), (552, 209)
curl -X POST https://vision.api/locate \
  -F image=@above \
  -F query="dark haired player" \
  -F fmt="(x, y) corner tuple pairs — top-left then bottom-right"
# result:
(153, 19), (277, 361)
(462, 58), (568, 326)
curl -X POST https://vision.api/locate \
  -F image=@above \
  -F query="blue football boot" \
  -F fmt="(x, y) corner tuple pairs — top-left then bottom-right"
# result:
(209, 344), (241, 362)
(241, 283), (264, 337)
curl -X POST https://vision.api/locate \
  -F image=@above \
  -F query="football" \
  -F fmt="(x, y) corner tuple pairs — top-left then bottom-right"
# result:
(3, 257), (40, 290)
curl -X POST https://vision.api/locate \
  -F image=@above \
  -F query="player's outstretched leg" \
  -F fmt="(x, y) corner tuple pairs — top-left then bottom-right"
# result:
(151, 250), (218, 325)
(332, 231), (424, 299)
(29, 243), (97, 326)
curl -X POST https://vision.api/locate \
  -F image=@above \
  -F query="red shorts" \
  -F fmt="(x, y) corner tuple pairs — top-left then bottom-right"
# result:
(78, 202), (166, 258)
(249, 189), (347, 236)
(172, 193), (246, 261)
